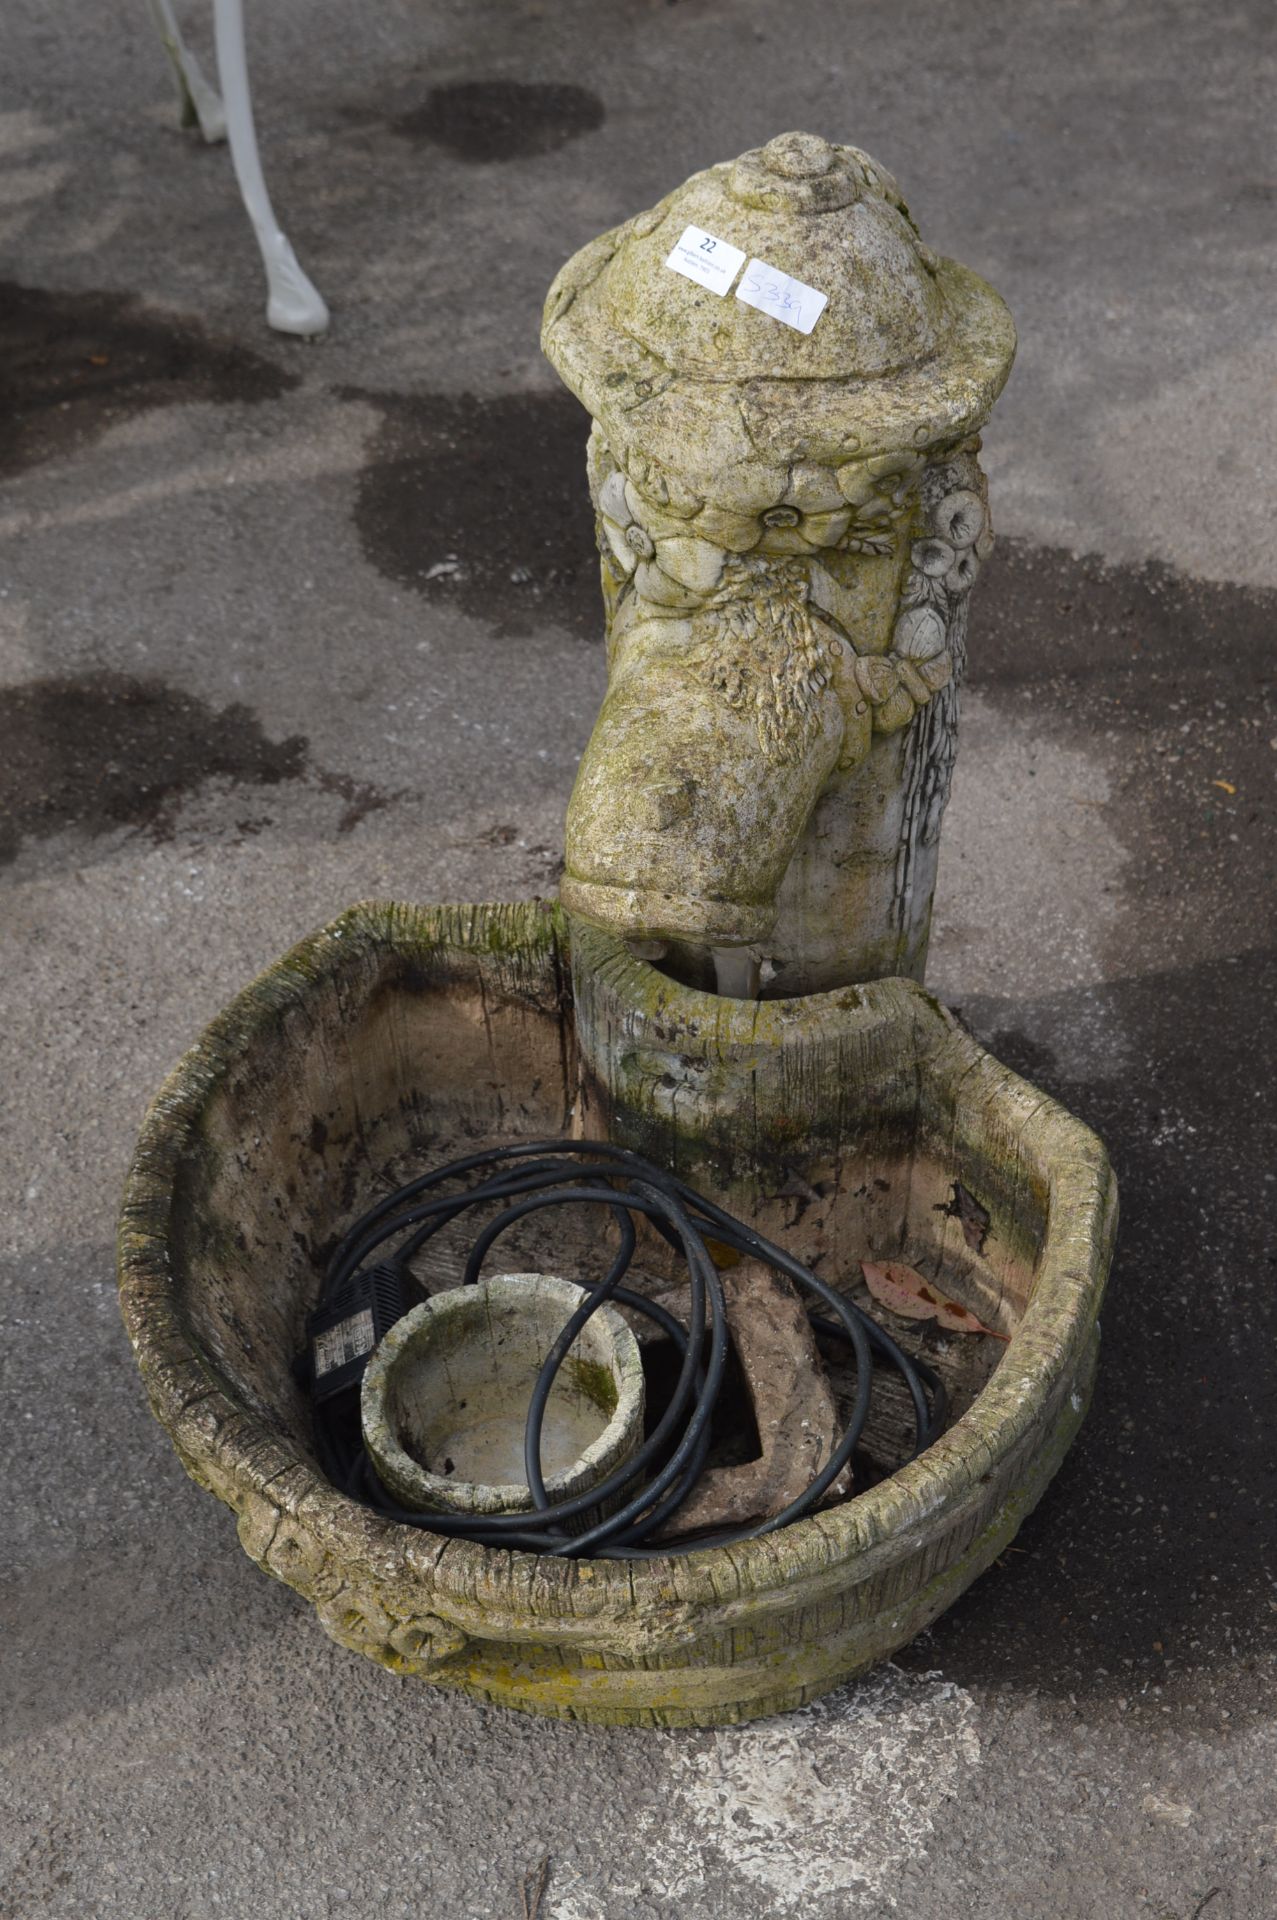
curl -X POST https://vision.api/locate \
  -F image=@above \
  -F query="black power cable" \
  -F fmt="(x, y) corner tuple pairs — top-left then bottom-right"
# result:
(302, 1139), (947, 1560)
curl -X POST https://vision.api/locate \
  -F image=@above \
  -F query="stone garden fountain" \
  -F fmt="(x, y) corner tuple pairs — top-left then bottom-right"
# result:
(118, 135), (1116, 1726)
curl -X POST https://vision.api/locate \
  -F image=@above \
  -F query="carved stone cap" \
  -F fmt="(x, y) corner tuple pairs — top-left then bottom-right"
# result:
(542, 133), (1015, 512)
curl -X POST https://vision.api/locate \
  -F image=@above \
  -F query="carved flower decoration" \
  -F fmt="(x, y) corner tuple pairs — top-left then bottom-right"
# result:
(694, 494), (854, 558)
(850, 481), (989, 736)
(834, 450), (927, 553)
(597, 468), (724, 609)
(894, 603), (948, 662)
(596, 466), (857, 611)
(907, 488), (990, 598)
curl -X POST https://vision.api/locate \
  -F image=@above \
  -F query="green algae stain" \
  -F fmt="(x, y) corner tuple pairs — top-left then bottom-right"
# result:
(568, 1356), (619, 1417)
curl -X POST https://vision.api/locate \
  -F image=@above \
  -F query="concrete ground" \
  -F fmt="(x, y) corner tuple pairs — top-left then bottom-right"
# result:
(2, 1), (1274, 1914)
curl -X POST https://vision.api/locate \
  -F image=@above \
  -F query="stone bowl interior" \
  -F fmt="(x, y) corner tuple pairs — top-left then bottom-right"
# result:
(163, 928), (1035, 1460)
(119, 899), (1115, 1726)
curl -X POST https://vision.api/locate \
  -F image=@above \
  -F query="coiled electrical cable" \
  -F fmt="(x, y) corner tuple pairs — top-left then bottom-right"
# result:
(310, 1139), (947, 1559)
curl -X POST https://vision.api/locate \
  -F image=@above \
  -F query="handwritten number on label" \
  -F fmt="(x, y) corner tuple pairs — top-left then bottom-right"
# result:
(735, 258), (827, 334)
(744, 271), (802, 326)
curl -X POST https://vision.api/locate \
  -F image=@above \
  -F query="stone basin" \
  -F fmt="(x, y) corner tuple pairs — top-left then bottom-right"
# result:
(117, 899), (1116, 1728)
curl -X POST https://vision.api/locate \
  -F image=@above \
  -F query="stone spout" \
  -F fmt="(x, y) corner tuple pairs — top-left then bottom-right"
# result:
(543, 133), (1015, 994)
(561, 544), (849, 951)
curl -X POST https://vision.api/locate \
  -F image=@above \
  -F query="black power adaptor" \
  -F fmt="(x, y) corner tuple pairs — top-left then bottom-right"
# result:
(305, 1261), (413, 1406)
(299, 1261), (419, 1486)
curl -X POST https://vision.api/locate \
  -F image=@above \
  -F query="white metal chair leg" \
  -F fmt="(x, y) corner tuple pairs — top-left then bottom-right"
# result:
(212, 0), (329, 336)
(146, 0), (227, 142)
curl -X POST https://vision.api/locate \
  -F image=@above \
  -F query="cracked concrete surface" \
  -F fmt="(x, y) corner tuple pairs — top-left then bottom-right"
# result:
(2, 2), (1274, 1916)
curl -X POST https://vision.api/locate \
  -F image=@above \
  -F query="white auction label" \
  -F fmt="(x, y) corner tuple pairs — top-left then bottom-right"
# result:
(664, 224), (747, 296)
(736, 258), (828, 335)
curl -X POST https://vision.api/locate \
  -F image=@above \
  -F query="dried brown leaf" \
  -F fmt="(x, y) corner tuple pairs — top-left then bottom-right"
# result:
(861, 1260), (1008, 1340)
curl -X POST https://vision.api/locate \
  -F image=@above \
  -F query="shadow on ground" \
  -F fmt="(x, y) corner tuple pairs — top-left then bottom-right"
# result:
(896, 541), (1275, 1710)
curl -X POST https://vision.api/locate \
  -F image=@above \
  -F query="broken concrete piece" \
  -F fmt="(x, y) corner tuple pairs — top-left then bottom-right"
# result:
(658, 1257), (852, 1538)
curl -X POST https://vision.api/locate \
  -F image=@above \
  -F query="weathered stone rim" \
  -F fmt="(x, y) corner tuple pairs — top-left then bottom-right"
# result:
(117, 899), (1115, 1643)
(558, 873), (776, 945)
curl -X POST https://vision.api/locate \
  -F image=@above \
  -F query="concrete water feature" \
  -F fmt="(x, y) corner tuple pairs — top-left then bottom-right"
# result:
(547, 131), (1014, 993)
(9, 3), (1274, 1909)
(116, 134), (1116, 1727)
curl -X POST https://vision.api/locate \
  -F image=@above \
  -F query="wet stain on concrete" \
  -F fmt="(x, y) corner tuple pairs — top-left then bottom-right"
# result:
(316, 768), (399, 837)
(975, 540), (1275, 960)
(390, 80), (604, 162)
(894, 541), (1277, 1713)
(911, 949), (1277, 1716)
(344, 387), (598, 636)
(976, 539), (1276, 713)
(0, 283), (296, 479)
(0, 672), (308, 864)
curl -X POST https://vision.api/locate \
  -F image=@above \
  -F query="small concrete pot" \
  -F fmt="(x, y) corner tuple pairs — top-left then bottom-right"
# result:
(360, 1272), (645, 1519)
